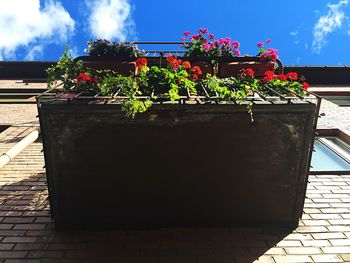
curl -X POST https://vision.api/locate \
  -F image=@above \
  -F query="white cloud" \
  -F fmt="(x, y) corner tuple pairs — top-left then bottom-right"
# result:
(312, 0), (348, 53)
(0, 0), (75, 60)
(24, 45), (44, 61)
(86, 0), (135, 40)
(290, 31), (299, 36)
(68, 46), (80, 58)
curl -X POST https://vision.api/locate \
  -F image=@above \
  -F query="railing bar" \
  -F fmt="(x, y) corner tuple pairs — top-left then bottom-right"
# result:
(202, 86), (210, 99)
(36, 88), (57, 99)
(0, 93), (43, 96)
(254, 91), (267, 101)
(264, 86), (287, 100)
(74, 91), (84, 99)
(62, 95), (306, 103)
(280, 86), (304, 100)
(113, 88), (121, 98)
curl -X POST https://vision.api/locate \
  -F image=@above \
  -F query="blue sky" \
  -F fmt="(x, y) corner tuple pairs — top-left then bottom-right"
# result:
(1, 0), (350, 65)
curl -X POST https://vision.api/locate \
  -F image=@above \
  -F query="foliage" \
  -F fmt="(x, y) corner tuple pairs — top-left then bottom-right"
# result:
(98, 72), (135, 96)
(121, 98), (153, 119)
(46, 46), (83, 91)
(97, 71), (153, 118)
(137, 56), (200, 101)
(87, 39), (144, 58)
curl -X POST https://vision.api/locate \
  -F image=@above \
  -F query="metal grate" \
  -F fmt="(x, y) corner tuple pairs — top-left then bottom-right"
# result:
(38, 41), (321, 108)
(36, 85), (320, 107)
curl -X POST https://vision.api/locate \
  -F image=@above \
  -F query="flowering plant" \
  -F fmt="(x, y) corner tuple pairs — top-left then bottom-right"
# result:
(256, 39), (279, 62)
(260, 71), (309, 96)
(47, 41), (310, 119)
(75, 72), (99, 93)
(182, 28), (241, 57)
(136, 56), (202, 101)
(87, 39), (144, 58)
(46, 47), (83, 91)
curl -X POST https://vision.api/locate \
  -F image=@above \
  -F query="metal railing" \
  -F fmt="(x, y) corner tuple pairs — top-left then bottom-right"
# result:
(75, 41), (284, 75)
(38, 41), (321, 108)
(37, 84), (320, 107)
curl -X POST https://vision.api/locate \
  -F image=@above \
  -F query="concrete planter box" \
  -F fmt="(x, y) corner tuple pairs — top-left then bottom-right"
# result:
(38, 102), (317, 230)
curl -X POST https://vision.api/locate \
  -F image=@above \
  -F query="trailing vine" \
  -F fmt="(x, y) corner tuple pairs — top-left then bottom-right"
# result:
(46, 50), (310, 121)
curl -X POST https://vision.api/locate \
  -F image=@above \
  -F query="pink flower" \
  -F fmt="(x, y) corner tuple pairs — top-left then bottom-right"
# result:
(267, 48), (278, 54)
(232, 41), (240, 49)
(203, 43), (211, 52)
(216, 38), (224, 45)
(223, 37), (231, 46)
(266, 39), (271, 44)
(183, 31), (190, 37)
(267, 48), (278, 61)
(190, 34), (201, 40)
(257, 42), (264, 48)
(233, 49), (241, 56)
(260, 52), (268, 59)
(209, 34), (215, 40)
(199, 28), (208, 34)
(269, 53), (278, 61)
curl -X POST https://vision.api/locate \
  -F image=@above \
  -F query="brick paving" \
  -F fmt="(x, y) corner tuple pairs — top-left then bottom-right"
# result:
(0, 98), (350, 262)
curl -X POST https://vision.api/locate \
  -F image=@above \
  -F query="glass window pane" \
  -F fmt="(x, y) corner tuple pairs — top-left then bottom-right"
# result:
(311, 140), (350, 172)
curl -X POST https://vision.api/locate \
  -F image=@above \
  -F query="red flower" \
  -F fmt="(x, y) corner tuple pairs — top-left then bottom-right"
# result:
(192, 74), (199, 81)
(286, 72), (298, 81)
(263, 76), (272, 82)
(303, 82), (310, 90)
(182, 61), (191, 69)
(264, 71), (274, 77)
(136, 58), (147, 69)
(166, 55), (181, 70)
(244, 68), (255, 78)
(166, 55), (174, 63)
(276, 74), (286, 81)
(191, 66), (202, 75)
(77, 73), (90, 84)
(262, 71), (274, 82)
(76, 73), (98, 85)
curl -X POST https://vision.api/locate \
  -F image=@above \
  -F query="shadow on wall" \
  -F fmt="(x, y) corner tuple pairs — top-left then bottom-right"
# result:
(0, 172), (292, 262)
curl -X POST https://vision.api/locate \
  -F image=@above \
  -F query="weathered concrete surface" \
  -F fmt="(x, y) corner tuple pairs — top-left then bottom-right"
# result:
(38, 103), (317, 230)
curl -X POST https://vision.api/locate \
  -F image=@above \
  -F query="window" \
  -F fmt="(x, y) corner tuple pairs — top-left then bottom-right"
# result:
(322, 96), (350, 107)
(310, 136), (350, 174)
